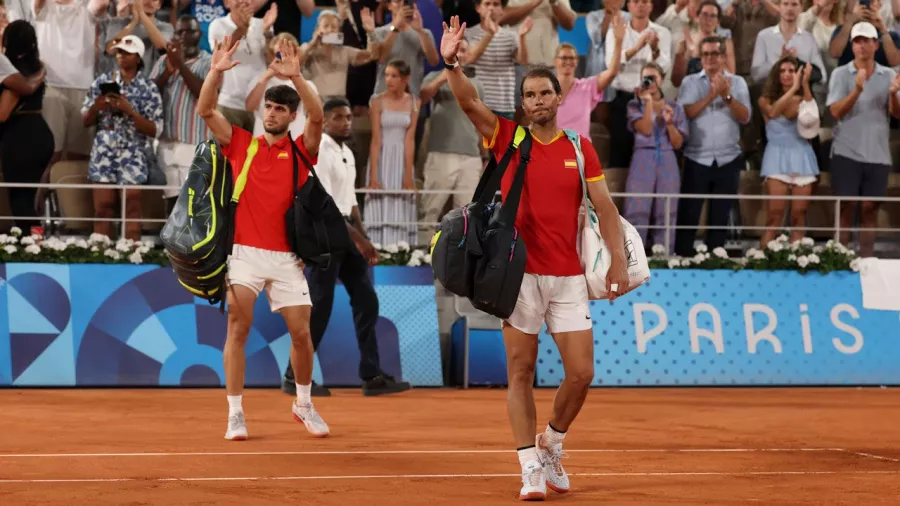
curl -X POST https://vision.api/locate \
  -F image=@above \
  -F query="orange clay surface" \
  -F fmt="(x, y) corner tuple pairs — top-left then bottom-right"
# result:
(2, 387), (900, 505)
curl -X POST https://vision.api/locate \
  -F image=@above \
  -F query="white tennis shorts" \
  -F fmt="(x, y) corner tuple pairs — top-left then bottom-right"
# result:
(505, 273), (592, 335)
(227, 244), (311, 312)
(157, 140), (196, 199)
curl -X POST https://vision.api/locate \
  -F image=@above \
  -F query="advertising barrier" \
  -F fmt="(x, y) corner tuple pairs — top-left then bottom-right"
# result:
(2, 265), (898, 388)
(537, 270), (900, 386)
(0, 264), (442, 387)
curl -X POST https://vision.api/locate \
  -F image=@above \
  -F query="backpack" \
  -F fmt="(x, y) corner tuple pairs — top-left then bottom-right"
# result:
(431, 125), (533, 319)
(284, 134), (352, 269)
(160, 138), (258, 309)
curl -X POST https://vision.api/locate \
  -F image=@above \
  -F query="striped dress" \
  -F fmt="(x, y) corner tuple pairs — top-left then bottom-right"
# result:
(364, 96), (416, 246)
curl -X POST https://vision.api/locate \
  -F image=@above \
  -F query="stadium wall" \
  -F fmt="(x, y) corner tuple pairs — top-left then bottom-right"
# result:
(1, 265), (897, 388)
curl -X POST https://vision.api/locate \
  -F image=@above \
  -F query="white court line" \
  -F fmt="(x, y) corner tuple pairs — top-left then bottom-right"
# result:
(845, 451), (900, 463)
(0, 448), (845, 458)
(2, 470), (900, 484)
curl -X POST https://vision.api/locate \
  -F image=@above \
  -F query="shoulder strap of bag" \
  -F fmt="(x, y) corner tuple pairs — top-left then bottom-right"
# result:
(288, 133), (319, 193)
(495, 130), (533, 227)
(232, 137), (259, 204)
(564, 128), (593, 222)
(473, 125), (529, 207)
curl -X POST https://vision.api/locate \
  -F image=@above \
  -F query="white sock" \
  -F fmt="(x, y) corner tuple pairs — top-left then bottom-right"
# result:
(296, 383), (311, 405)
(227, 395), (242, 416)
(517, 446), (540, 468)
(542, 424), (566, 448)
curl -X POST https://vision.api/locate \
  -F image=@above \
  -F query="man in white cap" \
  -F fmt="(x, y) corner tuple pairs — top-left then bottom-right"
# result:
(826, 21), (900, 257)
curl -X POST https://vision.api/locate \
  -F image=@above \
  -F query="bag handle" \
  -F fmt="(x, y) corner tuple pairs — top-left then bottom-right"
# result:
(564, 129), (594, 226)
(472, 124), (528, 208)
(495, 132), (532, 228)
(232, 137), (259, 204)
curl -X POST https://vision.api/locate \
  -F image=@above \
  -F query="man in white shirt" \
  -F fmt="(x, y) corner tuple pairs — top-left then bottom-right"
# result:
(35, 0), (106, 162)
(281, 97), (412, 398)
(207, 0), (275, 131)
(605, 0), (671, 169)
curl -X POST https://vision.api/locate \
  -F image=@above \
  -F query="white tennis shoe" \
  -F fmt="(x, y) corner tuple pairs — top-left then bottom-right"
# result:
(292, 401), (330, 437)
(519, 460), (547, 501)
(224, 412), (248, 441)
(536, 433), (569, 493)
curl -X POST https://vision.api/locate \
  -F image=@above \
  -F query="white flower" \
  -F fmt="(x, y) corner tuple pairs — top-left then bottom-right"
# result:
(807, 253), (820, 264)
(766, 240), (784, 252)
(826, 239), (836, 248)
(406, 257), (421, 267)
(379, 252), (391, 260)
(422, 253), (432, 265)
(850, 258), (861, 272)
(695, 243), (708, 253)
(115, 239), (133, 252)
(24, 244), (40, 255)
(693, 253), (706, 263)
(776, 234), (789, 243)
(137, 246), (150, 254)
(397, 240), (410, 252)
(411, 249), (425, 259)
(0, 234), (8, 244)
(128, 252), (143, 264)
(3, 245), (16, 254)
(813, 245), (824, 253)
(90, 245), (99, 252)
(9, 226), (22, 236)
(372, 242), (382, 251)
(712, 247), (728, 259)
(103, 249), (121, 260)
(141, 240), (155, 250)
(788, 254), (797, 262)
(745, 248), (760, 258)
(65, 237), (78, 245)
(790, 240), (801, 251)
(651, 244), (666, 256)
(681, 259), (692, 267)
(752, 250), (766, 260)
(384, 244), (399, 254)
(29, 233), (42, 242)
(89, 233), (111, 244)
(19, 237), (35, 246)
(796, 255), (809, 268)
(668, 258), (681, 268)
(704, 252), (711, 260)
(801, 237), (815, 247)
(44, 238), (67, 252)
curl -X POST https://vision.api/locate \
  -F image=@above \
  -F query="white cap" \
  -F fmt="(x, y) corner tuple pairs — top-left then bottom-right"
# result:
(797, 99), (819, 140)
(111, 35), (145, 59)
(850, 21), (879, 40)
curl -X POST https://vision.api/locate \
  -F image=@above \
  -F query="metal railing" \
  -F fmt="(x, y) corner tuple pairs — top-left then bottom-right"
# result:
(1, 182), (899, 252)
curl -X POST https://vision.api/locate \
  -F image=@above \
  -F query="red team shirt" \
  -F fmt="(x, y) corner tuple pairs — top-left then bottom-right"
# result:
(485, 117), (605, 277)
(222, 125), (318, 252)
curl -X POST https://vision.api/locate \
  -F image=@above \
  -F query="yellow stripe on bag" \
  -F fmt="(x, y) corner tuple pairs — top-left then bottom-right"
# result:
(233, 138), (259, 204)
(430, 230), (442, 255)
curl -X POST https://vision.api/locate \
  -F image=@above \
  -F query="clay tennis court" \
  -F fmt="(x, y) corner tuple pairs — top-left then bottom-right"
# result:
(2, 388), (900, 504)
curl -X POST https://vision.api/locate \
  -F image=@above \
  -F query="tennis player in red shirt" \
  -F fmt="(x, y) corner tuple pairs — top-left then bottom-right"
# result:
(197, 36), (330, 441)
(441, 16), (631, 501)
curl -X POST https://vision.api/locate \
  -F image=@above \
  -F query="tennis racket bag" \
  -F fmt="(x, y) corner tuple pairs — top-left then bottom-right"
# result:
(161, 138), (257, 308)
(431, 125), (529, 299)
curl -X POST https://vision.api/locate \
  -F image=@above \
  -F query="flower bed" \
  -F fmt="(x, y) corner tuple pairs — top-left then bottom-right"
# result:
(0, 227), (433, 267)
(647, 235), (860, 274)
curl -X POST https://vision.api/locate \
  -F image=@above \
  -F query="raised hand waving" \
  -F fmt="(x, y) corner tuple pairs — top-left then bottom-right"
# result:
(440, 16), (467, 63)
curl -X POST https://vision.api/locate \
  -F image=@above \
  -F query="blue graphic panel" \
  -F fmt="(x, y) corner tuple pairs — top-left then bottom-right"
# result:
(0, 264), (442, 387)
(536, 271), (900, 387)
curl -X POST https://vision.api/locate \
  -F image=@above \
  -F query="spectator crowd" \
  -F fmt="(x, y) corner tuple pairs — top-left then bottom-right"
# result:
(0, 0), (897, 261)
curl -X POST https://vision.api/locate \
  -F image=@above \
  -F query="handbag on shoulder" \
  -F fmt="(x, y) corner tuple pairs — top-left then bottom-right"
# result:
(284, 134), (353, 269)
(564, 129), (650, 300)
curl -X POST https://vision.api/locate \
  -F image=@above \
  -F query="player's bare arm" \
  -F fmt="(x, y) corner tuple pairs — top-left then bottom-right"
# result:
(197, 35), (238, 147)
(587, 178), (630, 300)
(269, 39), (324, 156)
(441, 16), (497, 142)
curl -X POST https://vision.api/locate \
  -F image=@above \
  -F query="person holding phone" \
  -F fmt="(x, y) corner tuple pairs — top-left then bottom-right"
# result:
(296, 9), (380, 100)
(623, 62), (688, 254)
(81, 35), (163, 241)
(828, 0), (900, 67)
